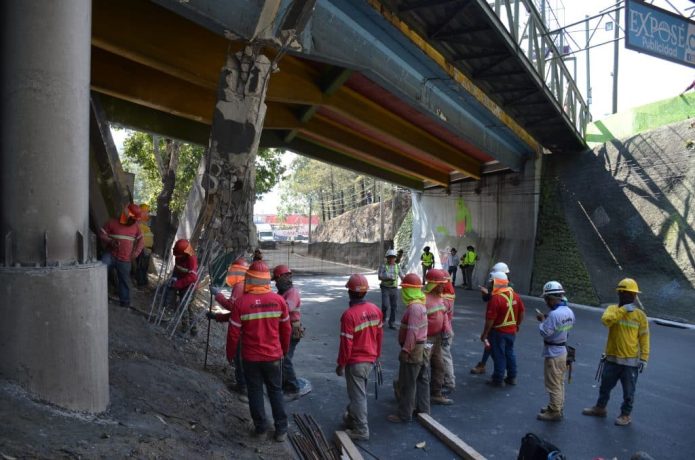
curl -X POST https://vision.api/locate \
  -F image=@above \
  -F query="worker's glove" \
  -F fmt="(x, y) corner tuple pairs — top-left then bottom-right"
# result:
(210, 286), (221, 296)
(623, 303), (636, 313)
(638, 360), (647, 373)
(205, 311), (217, 320)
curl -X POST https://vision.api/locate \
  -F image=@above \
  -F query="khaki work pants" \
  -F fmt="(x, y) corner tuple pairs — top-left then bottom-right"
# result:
(544, 355), (567, 412)
(395, 344), (431, 421)
(344, 362), (374, 436)
(441, 334), (455, 389)
(428, 335), (445, 396)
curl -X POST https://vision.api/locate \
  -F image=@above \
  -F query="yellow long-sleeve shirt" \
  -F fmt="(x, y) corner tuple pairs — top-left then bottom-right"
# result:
(138, 223), (154, 249)
(601, 304), (650, 365)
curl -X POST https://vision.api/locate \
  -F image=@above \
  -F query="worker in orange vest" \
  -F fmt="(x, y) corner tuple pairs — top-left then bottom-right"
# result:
(337, 274), (383, 441)
(226, 261), (291, 442)
(388, 273), (430, 423)
(170, 239), (198, 335)
(481, 271), (525, 387)
(272, 264), (304, 398)
(208, 257), (249, 399)
(424, 269), (453, 404)
(99, 203), (144, 307)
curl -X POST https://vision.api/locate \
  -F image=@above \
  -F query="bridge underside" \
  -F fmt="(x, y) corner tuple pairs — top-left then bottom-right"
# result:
(91, 0), (560, 191)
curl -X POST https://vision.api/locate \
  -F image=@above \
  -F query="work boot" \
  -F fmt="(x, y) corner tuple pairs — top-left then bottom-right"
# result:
(250, 426), (267, 437)
(284, 391), (300, 402)
(582, 406), (607, 417)
(342, 411), (354, 429)
(537, 408), (563, 422)
(504, 377), (517, 386)
(615, 414), (632, 426)
(470, 362), (486, 375)
(431, 395), (454, 405)
(486, 379), (505, 388)
(345, 429), (369, 441)
(274, 431), (288, 442)
(388, 323), (396, 330)
(238, 394), (249, 403)
(387, 414), (406, 423)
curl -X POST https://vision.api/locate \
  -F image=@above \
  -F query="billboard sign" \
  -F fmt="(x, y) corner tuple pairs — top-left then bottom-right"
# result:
(625, 0), (695, 69)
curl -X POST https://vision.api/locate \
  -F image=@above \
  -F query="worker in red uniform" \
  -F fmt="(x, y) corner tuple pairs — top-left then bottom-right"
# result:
(336, 274), (383, 441)
(99, 203), (144, 307)
(208, 257), (249, 398)
(226, 261), (291, 442)
(441, 279), (456, 392)
(480, 271), (525, 387)
(170, 239), (199, 335)
(388, 273), (430, 423)
(272, 265), (304, 398)
(424, 268), (453, 404)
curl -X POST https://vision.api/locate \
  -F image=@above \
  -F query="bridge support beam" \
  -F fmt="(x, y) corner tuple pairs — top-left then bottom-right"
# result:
(0, 0), (109, 412)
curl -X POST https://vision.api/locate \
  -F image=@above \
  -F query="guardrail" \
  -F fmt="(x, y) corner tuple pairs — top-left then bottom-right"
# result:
(477, 0), (592, 140)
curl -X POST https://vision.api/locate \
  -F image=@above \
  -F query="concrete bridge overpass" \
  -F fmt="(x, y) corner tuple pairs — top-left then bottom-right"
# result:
(1, 0), (589, 412)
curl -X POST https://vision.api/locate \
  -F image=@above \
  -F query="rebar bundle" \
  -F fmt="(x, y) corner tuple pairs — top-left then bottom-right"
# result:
(289, 413), (340, 460)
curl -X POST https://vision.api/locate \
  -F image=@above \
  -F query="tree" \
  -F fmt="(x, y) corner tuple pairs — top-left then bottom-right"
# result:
(119, 129), (285, 254)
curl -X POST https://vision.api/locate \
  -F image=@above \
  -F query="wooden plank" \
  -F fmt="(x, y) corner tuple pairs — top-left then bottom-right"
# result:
(334, 431), (364, 460)
(417, 413), (487, 460)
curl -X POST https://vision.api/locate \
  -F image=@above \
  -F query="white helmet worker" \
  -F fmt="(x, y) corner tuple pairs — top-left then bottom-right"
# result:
(491, 262), (510, 274)
(385, 249), (397, 258)
(542, 281), (565, 297)
(489, 271), (508, 282)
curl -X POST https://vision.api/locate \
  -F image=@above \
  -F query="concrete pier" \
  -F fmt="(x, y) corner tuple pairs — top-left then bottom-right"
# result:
(0, 0), (109, 412)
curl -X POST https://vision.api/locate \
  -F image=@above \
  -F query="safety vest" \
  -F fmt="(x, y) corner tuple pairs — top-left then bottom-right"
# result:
(109, 234), (137, 241)
(381, 264), (400, 288)
(494, 290), (517, 329)
(175, 264), (196, 275)
(421, 252), (434, 267)
(462, 251), (477, 266)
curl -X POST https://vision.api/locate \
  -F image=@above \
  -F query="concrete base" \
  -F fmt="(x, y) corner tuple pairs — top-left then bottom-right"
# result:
(0, 263), (109, 412)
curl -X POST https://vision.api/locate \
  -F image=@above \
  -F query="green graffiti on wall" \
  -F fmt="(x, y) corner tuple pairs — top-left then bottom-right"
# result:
(456, 197), (472, 237)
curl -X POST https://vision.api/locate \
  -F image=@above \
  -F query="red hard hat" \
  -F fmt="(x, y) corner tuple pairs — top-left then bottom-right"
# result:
(272, 264), (292, 280)
(247, 260), (270, 277)
(127, 203), (143, 220)
(346, 274), (369, 293)
(401, 273), (422, 288)
(173, 239), (190, 256)
(425, 268), (449, 284)
(233, 257), (249, 268)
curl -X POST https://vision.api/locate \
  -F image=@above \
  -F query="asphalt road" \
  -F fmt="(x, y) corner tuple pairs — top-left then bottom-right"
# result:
(285, 273), (695, 459)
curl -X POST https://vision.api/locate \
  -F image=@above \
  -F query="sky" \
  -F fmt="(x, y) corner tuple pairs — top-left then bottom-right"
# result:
(111, 1), (695, 215)
(556, 0), (694, 118)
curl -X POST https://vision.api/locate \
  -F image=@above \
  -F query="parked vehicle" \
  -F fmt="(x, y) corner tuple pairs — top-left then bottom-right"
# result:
(256, 223), (276, 249)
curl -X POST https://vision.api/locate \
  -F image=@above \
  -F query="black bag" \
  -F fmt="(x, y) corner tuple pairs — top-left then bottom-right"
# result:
(517, 433), (566, 460)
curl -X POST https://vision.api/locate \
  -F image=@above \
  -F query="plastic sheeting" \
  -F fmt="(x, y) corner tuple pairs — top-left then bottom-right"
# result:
(406, 160), (540, 293)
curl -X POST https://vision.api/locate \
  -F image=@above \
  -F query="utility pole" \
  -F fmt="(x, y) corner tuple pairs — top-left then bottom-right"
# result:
(612, 0), (620, 114)
(585, 15), (592, 109)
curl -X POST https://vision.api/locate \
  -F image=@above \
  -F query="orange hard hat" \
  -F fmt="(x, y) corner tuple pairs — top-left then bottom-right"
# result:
(425, 268), (449, 284)
(346, 274), (369, 293)
(173, 239), (190, 256)
(246, 261), (271, 280)
(119, 203), (142, 224)
(272, 264), (292, 281)
(401, 273), (422, 288)
(225, 257), (249, 286)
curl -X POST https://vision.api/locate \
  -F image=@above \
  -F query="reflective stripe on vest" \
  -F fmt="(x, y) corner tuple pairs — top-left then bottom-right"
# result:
(175, 264), (195, 274)
(109, 234), (137, 241)
(427, 304), (446, 316)
(354, 319), (381, 332)
(382, 264), (399, 288)
(494, 291), (517, 328)
(240, 311), (282, 321)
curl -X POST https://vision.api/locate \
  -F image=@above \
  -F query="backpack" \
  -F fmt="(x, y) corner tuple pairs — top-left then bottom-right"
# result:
(517, 433), (566, 460)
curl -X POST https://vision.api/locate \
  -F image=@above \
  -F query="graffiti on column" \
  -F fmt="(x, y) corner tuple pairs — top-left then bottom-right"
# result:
(456, 198), (472, 237)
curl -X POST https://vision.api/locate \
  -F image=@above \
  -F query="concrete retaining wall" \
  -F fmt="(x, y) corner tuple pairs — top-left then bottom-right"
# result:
(308, 241), (393, 269)
(551, 118), (695, 322)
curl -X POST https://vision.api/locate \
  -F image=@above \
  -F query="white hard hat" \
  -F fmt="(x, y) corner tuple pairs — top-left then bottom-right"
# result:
(542, 281), (565, 296)
(385, 249), (397, 257)
(491, 262), (510, 274)
(489, 271), (508, 282)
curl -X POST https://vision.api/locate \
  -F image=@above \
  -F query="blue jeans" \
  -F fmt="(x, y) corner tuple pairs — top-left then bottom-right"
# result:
(102, 253), (132, 306)
(243, 359), (287, 434)
(489, 330), (517, 382)
(282, 339), (300, 392)
(597, 361), (639, 415)
(235, 345), (246, 390)
(381, 287), (398, 326)
(447, 266), (458, 285)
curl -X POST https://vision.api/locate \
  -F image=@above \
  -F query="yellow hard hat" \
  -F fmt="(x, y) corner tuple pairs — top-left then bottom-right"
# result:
(616, 278), (640, 293)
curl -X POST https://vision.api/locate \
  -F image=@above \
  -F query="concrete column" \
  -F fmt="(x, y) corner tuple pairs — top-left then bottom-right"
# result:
(0, 0), (108, 412)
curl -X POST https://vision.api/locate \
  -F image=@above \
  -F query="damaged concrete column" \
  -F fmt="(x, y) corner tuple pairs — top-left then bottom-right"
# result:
(0, 0), (109, 411)
(199, 46), (273, 252)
